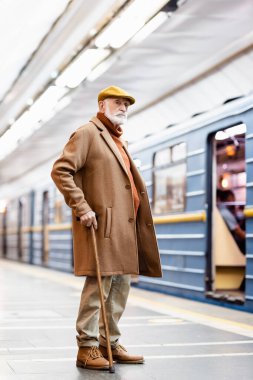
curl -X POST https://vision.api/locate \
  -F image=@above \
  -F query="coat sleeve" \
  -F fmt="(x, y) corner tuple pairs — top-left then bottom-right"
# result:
(51, 126), (93, 217)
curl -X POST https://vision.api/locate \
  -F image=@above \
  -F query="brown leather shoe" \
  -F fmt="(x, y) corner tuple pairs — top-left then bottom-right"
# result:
(99, 344), (144, 364)
(76, 346), (109, 370)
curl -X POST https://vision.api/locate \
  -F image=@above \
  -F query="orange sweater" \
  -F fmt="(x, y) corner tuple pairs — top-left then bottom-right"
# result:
(97, 113), (140, 217)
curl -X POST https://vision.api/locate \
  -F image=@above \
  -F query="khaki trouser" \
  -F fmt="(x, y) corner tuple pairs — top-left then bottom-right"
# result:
(76, 275), (131, 348)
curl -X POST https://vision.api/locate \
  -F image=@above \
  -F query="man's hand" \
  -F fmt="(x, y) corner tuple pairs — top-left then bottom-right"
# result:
(80, 211), (97, 230)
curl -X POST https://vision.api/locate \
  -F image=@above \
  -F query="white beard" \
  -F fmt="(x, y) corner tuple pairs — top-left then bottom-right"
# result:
(104, 105), (127, 126)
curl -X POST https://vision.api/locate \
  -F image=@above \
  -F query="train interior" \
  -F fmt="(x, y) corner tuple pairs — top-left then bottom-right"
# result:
(211, 123), (246, 303)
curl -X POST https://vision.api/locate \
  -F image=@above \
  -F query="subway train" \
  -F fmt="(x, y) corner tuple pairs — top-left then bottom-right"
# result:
(1, 94), (253, 312)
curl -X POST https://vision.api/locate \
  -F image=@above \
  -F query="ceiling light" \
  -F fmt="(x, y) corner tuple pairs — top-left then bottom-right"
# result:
(0, 86), (68, 161)
(0, 127), (19, 160)
(95, 0), (168, 49)
(27, 98), (34, 106)
(87, 55), (117, 82)
(89, 28), (97, 36)
(95, 15), (144, 49)
(14, 110), (40, 140)
(8, 118), (15, 125)
(55, 48), (110, 88)
(51, 70), (58, 79)
(30, 86), (67, 121)
(0, 110), (41, 160)
(41, 95), (72, 124)
(131, 11), (168, 44)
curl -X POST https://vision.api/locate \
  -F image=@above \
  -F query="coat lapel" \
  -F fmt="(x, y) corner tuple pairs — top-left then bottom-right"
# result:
(90, 117), (129, 177)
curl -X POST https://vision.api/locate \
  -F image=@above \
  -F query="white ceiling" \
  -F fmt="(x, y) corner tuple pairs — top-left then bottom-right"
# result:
(0, 0), (70, 102)
(0, 0), (123, 131)
(1, 0), (253, 199)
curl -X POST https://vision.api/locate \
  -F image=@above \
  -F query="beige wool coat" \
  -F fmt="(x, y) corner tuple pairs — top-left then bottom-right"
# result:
(51, 116), (162, 277)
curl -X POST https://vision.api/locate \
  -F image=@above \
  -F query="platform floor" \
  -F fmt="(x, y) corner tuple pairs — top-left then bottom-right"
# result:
(1, 259), (253, 380)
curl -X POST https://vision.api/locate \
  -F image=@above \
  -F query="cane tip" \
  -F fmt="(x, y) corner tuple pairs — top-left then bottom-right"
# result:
(109, 365), (115, 373)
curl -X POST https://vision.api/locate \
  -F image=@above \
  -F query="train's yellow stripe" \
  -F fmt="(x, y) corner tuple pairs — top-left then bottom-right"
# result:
(21, 226), (42, 233)
(154, 207), (253, 224)
(244, 208), (253, 218)
(47, 223), (72, 231)
(3, 224), (72, 234)
(20, 224), (71, 232)
(153, 211), (206, 224)
(2, 207), (253, 235)
(21, 226), (32, 233)
(4, 228), (17, 235)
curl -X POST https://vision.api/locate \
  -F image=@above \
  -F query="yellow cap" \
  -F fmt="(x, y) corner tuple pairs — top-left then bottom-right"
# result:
(98, 85), (135, 105)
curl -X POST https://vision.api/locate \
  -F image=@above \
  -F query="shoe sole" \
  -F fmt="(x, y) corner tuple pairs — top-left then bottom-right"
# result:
(76, 360), (109, 370)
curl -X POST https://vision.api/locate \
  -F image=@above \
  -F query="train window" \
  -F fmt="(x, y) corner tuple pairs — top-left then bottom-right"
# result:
(55, 199), (64, 223)
(154, 148), (171, 166)
(153, 143), (186, 214)
(54, 188), (64, 223)
(133, 158), (142, 168)
(172, 143), (186, 162)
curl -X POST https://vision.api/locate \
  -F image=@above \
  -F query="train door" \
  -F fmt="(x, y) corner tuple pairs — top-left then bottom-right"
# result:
(209, 123), (246, 303)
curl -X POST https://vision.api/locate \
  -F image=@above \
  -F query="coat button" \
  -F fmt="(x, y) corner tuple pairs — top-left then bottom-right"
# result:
(128, 218), (134, 223)
(141, 191), (145, 196)
(147, 223), (152, 227)
(125, 184), (131, 189)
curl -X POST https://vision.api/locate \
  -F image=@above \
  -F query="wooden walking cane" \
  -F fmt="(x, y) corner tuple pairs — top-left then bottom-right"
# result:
(90, 225), (115, 373)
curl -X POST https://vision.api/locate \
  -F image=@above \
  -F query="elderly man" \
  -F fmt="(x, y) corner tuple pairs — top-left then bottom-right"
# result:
(51, 86), (162, 371)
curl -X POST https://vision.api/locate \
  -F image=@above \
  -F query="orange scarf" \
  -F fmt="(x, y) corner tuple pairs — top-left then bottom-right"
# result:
(97, 112), (140, 217)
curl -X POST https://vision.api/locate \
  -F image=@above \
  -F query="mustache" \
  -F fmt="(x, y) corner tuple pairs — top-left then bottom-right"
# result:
(115, 113), (127, 117)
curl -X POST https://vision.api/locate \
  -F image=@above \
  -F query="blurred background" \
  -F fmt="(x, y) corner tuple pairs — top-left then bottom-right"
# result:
(1, 0), (253, 310)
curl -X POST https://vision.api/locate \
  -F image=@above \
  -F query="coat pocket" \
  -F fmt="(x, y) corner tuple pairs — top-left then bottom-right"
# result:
(104, 207), (112, 238)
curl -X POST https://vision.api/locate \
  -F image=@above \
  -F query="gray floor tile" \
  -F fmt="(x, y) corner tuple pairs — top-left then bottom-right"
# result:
(1, 260), (253, 380)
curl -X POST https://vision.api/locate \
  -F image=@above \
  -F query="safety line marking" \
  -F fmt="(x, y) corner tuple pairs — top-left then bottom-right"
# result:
(0, 315), (178, 323)
(147, 352), (253, 359)
(7, 352), (253, 362)
(1, 260), (253, 337)
(2, 340), (253, 352)
(129, 294), (253, 338)
(0, 321), (190, 330)
(128, 340), (253, 348)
